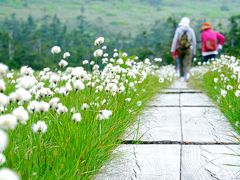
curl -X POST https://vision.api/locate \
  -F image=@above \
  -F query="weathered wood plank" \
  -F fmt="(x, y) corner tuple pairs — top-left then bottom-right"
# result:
(149, 94), (179, 107)
(181, 107), (237, 143)
(182, 145), (240, 180)
(95, 145), (181, 180)
(180, 93), (214, 106)
(169, 80), (188, 89)
(124, 107), (181, 141)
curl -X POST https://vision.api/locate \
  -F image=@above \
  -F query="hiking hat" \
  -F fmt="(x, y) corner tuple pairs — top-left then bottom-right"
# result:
(201, 22), (212, 31)
(179, 17), (190, 27)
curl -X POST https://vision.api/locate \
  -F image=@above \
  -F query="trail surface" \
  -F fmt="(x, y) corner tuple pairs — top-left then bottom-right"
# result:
(96, 80), (239, 180)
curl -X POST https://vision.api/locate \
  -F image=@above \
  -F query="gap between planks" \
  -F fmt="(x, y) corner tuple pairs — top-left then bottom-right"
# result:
(120, 140), (239, 145)
(160, 91), (202, 94)
(148, 105), (215, 108)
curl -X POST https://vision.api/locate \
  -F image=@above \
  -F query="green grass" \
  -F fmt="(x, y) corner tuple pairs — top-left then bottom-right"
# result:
(0, 0), (240, 34)
(0, 51), (172, 179)
(5, 76), (170, 179)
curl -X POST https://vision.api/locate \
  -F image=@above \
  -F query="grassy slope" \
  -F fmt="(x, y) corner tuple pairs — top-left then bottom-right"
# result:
(0, 0), (240, 34)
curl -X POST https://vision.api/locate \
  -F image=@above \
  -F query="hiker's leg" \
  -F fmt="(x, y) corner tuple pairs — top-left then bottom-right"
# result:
(211, 54), (216, 60)
(184, 51), (192, 81)
(176, 57), (180, 77)
(203, 54), (216, 62)
(178, 53), (184, 77)
(203, 55), (209, 62)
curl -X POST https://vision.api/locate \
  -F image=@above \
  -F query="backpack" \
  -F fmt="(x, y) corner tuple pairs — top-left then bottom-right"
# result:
(204, 39), (217, 51)
(178, 31), (191, 51)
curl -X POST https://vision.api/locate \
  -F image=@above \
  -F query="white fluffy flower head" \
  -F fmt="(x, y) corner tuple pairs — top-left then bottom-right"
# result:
(51, 45), (61, 54)
(72, 113), (82, 122)
(32, 121), (47, 134)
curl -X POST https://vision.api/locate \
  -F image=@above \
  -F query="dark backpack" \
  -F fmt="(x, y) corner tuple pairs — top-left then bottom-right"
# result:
(178, 31), (191, 51)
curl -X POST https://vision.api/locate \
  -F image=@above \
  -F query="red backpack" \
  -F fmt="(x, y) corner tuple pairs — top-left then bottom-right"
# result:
(204, 32), (217, 51)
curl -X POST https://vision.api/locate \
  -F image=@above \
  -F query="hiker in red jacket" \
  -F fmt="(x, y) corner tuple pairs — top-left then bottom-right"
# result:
(201, 22), (225, 62)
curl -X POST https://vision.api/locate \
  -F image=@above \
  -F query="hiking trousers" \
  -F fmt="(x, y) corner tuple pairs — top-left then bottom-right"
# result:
(178, 49), (192, 79)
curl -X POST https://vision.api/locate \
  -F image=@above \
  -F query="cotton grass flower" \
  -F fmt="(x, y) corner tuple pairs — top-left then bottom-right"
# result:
(0, 93), (9, 107)
(93, 49), (103, 57)
(15, 88), (32, 103)
(102, 46), (107, 50)
(122, 52), (128, 57)
(235, 90), (240, 97)
(94, 37), (104, 46)
(137, 101), (142, 106)
(58, 59), (68, 68)
(72, 113), (82, 122)
(82, 60), (89, 65)
(0, 63), (8, 76)
(16, 76), (37, 90)
(27, 100), (39, 113)
(159, 77), (164, 83)
(220, 89), (227, 97)
(0, 114), (18, 130)
(97, 110), (112, 120)
(35, 101), (50, 113)
(51, 45), (61, 54)
(226, 85), (233, 91)
(154, 58), (162, 62)
(0, 168), (19, 180)
(0, 130), (8, 152)
(213, 78), (218, 83)
(6, 73), (13, 79)
(49, 97), (60, 109)
(12, 106), (29, 124)
(73, 80), (85, 91)
(63, 52), (70, 59)
(32, 121), (47, 134)
(20, 66), (34, 76)
(117, 58), (124, 65)
(81, 103), (89, 110)
(125, 98), (131, 102)
(56, 104), (68, 114)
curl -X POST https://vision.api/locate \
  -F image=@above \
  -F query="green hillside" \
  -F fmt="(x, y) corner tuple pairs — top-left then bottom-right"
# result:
(0, 0), (239, 34)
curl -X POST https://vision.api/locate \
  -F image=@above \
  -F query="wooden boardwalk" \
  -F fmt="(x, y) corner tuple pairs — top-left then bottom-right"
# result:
(95, 80), (240, 180)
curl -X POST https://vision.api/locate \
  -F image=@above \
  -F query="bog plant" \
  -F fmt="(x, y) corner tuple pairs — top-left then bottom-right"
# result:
(0, 37), (174, 179)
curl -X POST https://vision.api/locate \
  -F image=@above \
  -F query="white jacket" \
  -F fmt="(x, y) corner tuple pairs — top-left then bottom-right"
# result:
(171, 26), (197, 55)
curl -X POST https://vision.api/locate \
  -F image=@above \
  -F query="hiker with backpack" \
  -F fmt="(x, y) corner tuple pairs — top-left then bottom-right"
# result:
(201, 22), (225, 62)
(171, 17), (196, 82)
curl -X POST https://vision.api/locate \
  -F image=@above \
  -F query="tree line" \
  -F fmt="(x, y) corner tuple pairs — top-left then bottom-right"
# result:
(0, 12), (239, 70)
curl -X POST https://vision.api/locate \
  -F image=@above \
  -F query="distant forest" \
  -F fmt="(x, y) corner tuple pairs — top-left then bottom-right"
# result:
(0, 11), (239, 69)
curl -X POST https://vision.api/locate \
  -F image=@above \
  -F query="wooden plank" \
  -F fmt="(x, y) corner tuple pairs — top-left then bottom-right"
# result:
(169, 80), (188, 89)
(181, 145), (240, 180)
(149, 94), (179, 107)
(124, 107), (181, 141)
(181, 107), (237, 143)
(180, 93), (214, 106)
(95, 145), (181, 180)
